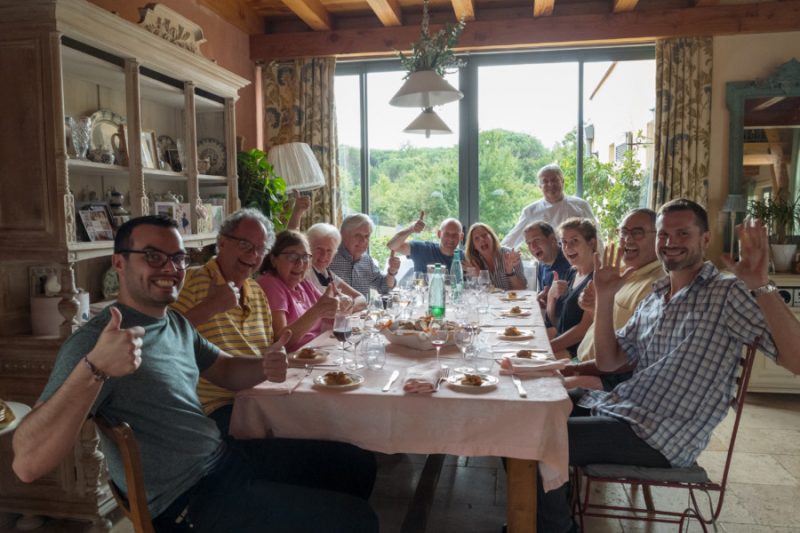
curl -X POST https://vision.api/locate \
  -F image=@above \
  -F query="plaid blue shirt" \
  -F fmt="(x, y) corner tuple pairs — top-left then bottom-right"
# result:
(579, 262), (777, 467)
(329, 244), (392, 301)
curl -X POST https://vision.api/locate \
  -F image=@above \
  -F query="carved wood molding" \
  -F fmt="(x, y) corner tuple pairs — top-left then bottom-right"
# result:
(138, 4), (207, 56)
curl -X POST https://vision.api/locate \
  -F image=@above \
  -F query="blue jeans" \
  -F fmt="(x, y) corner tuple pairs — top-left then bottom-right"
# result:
(153, 438), (378, 532)
(536, 389), (670, 533)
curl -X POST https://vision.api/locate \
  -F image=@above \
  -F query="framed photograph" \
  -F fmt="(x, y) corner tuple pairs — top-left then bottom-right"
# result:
(77, 203), (115, 242)
(141, 129), (157, 169)
(155, 201), (192, 235)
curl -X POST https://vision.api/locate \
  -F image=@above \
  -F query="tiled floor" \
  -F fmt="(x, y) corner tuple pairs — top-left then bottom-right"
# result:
(2, 392), (798, 532)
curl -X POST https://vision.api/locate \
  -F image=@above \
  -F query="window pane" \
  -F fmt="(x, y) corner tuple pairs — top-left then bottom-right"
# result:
(477, 63), (579, 241)
(335, 74), (362, 217)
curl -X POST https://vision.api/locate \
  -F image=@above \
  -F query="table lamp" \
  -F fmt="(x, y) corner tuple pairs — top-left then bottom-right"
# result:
(267, 142), (326, 192)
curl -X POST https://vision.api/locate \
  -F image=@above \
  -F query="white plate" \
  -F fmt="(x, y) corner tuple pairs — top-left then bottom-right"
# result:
(89, 109), (126, 151)
(496, 330), (534, 341)
(0, 401), (31, 436)
(289, 349), (329, 366)
(501, 309), (532, 317)
(197, 138), (226, 175)
(446, 373), (499, 392)
(313, 372), (364, 391)
(495, 350), (548, 361)
(500, 295), (529, 302)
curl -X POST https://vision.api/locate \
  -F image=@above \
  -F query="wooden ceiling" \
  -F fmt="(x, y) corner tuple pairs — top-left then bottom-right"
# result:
(199, 0), (800, 60)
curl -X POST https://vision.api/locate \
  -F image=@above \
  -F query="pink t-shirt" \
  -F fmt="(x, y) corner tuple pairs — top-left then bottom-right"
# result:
(257, 272), (325, 351)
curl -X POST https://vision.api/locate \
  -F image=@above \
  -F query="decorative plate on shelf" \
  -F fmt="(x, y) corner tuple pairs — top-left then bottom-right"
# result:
(197, 138), (226, 175)
(89, 109), (126, 151)
(102, 268), (120, 300)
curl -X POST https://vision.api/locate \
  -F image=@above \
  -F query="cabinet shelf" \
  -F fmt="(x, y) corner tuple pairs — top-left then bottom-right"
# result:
(144, 168), (186, 181)
(68, 159), (128, 178)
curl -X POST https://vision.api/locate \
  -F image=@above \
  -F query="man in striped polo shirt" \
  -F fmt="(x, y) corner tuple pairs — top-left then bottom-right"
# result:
(172, 208), (275, 434)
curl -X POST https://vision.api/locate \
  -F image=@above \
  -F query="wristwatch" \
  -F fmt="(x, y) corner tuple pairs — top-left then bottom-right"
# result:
(750, 280), (777, 298)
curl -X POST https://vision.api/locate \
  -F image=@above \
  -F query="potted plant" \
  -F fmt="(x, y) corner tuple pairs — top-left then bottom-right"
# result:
(747, 194), (799, 272)
(397, 0), (465, 79)
(237, 148), (291, 230)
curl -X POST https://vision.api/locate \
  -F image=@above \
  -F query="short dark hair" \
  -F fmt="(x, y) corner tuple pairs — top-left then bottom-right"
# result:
(523, 220), (555, 238)
(260, 229), (309, 274)
(114, 215), (178, 253)
(658, 198), (709, 232)
(623, 208), (657, 228)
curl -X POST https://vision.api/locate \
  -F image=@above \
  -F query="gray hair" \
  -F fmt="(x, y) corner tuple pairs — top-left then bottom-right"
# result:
(439, 218), (462, 232)
(623, 208), (657, 228)
(218, 208), (276, 251)
(340, 213), (374, 235)
(537, 164), (564, 181)
(307, 223), (341, 248)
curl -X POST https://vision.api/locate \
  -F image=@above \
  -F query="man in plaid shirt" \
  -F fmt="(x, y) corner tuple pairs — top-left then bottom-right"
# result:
(539, 198), (800, 533)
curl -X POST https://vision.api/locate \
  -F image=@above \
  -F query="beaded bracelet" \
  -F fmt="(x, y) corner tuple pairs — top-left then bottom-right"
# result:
(83, 355), (109, 382)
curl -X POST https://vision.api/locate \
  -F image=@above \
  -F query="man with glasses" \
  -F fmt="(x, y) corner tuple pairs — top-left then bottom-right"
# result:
(171, 208), (276, 433)
(386, 211), (464, 273)
(13, 215), (378, 532)
(524, 221), (571, 303)
(502, 164), (597, 249)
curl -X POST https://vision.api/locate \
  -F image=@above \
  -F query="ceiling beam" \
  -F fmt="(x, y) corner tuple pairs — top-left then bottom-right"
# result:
(280, 0), (331, 31)
(197, 0), (263, 35)
(366, 0), (403, 27)
(533, 0), (554, 17)
(452, 0), (476, 22)
(693, 0), (720, 6)
(612, 0), (640, 14)
(251, 0), (800, 60)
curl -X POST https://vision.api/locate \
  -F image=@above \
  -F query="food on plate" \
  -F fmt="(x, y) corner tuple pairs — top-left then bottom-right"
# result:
(507, 291), (518, 299)
(509, 306), (522, 315)
(323, 372), (354, 386)
(516, 349), (534, 358)
(397, 320), (419, 331)
(461, 374), (484, 386)
(503, 326), (522, 337)
(0, 399), (15, 429)
(296, 348), (319, 359)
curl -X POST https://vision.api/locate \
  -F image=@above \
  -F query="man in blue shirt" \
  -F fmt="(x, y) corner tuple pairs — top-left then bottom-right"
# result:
(387, 210), (464, 273)
(525, 221), (571, 303)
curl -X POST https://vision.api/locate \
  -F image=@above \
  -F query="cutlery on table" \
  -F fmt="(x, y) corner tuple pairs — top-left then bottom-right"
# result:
(291, 365), (315, 393)
(434, 367), (450, 392)
(382, 370), (400, 392)
(511, 375), (527, 398)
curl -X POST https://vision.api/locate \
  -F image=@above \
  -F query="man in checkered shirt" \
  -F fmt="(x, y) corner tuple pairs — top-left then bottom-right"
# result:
(539, 198), (800, 533)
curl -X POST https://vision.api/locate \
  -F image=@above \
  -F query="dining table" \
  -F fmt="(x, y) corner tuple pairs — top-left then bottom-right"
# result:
(230, 290), (572, 533)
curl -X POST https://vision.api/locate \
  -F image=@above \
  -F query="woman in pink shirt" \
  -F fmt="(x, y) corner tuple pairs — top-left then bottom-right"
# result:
(258, 230), (339, 351)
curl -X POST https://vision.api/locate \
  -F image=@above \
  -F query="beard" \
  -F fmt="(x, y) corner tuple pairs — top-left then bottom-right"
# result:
(658, 247), (704, 272)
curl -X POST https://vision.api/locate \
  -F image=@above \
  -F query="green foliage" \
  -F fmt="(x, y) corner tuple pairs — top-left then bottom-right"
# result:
(398, 19), (466, 77)
(237, 149), (290, 230)
(747, 194), (800, 244)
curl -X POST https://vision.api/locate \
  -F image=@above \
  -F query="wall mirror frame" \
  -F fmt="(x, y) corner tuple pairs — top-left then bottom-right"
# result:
(725, 59), (800, 253)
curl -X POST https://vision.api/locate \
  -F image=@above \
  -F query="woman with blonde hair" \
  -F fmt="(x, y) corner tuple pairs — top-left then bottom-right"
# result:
(463, 222), (526, 290)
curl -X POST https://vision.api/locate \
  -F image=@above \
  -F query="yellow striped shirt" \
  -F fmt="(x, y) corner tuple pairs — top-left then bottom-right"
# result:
(171, 259), (273, 414)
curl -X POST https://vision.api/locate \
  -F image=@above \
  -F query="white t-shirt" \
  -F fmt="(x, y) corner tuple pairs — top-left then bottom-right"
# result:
(501, 195), (597, 249)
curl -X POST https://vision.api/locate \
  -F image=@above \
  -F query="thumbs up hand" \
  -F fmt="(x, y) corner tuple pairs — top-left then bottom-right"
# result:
(548, 271), (568, 302)
(313, 282), (340, 320)
(412, 210), (426, 233)
(88, 306), (145, 379)
(388, 250), (401, 276)
(262, 329), (291, 383)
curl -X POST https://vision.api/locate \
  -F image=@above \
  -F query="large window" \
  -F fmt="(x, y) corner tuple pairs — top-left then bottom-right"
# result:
(336, 47), (655, 254)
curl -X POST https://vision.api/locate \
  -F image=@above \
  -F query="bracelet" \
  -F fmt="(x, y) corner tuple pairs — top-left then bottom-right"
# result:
(83, 355), (109, 382)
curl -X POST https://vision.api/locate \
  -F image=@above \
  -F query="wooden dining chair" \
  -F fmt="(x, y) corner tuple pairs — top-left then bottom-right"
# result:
(94, 415), (155, 533)
(572, 338), (760, 533)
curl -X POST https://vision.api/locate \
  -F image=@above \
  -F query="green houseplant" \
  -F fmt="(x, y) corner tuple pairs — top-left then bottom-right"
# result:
(397, 2), (465, 78)
(747, 194), (799, 271)
(237, 148), (290, 230)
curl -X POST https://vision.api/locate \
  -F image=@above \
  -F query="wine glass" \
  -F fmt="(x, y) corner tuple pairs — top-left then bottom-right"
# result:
(478, 270), (492, 292)
(427, 319), (449, 369)
(332, 314), (352, 365)
(454, 324), (475, 372)
(477, 292), (490, 326)
(347, 315), (366, 370)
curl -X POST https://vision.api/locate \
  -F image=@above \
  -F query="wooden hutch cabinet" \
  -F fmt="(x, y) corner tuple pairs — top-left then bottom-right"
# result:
(0, 0), (248, 527)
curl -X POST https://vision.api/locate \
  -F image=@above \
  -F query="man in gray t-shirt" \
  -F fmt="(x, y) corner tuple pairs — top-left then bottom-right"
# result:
(13, 216), (378, 532)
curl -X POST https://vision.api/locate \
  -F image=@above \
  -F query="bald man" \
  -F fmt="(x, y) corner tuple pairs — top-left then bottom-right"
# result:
(387, 211), (464, 273)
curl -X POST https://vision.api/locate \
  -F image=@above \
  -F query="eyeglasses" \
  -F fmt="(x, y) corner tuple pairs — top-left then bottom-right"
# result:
(278, 252), (312, 264)
(617, 228), (656, 241)
(221, 233), (269, 256)
(118, 249), (190, 270)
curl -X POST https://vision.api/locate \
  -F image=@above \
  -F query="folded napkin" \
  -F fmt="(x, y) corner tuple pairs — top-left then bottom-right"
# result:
(499, 357), (569, 377)
(403, 361), (442, 393)
(238, 369), (308, 397)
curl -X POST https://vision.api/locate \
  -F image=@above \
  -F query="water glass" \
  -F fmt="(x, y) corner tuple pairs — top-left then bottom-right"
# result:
(474, 345), (494, 374)
(363, 334), (386, 370)
(478, 270), (492, 291)
(454, 325), (475, 371)
(347, 315), (366, 369)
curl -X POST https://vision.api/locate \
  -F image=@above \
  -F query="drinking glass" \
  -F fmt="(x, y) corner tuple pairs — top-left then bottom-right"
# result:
(363, 334), (386, 370)
(347, 315), (366, 369)
(332, 314), (352, 365)
(414, 271), (427, 289)
(427, 319), (449, 369)
(478, 270), (492, 291)
(477, 292), (490, 325)
(454, 324), (475, 372)
(394, 290), (411, 319)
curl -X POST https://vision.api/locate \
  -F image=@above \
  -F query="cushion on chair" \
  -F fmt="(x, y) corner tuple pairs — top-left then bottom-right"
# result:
(583, 463), (711, 483)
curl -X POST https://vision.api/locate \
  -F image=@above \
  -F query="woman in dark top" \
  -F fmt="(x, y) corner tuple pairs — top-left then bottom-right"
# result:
(546, 218), (598, 359)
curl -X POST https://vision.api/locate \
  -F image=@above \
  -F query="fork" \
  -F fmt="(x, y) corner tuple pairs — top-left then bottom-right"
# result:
(291, 365), (314, 393)
(435, 367), (450, 391)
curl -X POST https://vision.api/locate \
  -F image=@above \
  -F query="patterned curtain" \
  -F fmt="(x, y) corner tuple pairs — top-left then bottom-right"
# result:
(650, 37), (713, 208)
(262, 58), (341, 227)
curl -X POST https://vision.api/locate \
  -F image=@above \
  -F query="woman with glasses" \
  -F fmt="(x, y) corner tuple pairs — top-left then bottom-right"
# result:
(258, 230), (339, 351)
(546, 217), (598, 359)
(305, 223), (367, 314)
(463, 222), (526, 291)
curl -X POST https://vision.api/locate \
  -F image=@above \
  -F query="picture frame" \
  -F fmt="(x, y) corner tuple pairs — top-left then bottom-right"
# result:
(154, 201), (192, 235)
(77, 203), (115, 242)
(141, 129), (158, 169)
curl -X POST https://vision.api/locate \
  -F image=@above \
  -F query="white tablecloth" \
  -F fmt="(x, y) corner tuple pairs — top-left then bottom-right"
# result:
(230, 291), (572, 491)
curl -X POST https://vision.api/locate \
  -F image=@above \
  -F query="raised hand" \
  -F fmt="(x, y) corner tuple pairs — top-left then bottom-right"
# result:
(721, 218), (771, 290)
(204, 280), (240, 315)
(89, 306), (145, 378)
(314, 283), (340, 319)
(592, 243), (634, 298)
(548, 271), (568, 302)
(292, 190), (311, 216)
(262, 329), (291, 383)
(502, 248), (521, 273)
(388, 250), (401, 275)
(578, 280), (595, 312)
(411, 210), (426, 233)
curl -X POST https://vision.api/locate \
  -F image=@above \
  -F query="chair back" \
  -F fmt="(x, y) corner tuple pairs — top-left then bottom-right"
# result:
(94, 416), (155, 533)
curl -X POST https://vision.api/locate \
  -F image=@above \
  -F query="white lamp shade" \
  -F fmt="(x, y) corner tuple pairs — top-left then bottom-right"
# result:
(389, 70), (463, 108)
(266, 142), (326, 192)
(403, 108), (453, 138)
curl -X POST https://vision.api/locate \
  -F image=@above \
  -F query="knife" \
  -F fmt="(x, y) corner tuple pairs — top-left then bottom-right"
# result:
(511, 375), (527, 398)
(382, 370), (400, 392)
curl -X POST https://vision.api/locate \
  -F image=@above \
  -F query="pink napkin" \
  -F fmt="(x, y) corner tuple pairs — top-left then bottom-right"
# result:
(499, 357), (568, 377)
(403, 361), (442, 393)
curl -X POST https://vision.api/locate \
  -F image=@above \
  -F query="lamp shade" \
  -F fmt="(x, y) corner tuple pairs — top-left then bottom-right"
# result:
(389, 70), (463, 108)
(266, 142), (326, 192)
(403, 108), (453, 138)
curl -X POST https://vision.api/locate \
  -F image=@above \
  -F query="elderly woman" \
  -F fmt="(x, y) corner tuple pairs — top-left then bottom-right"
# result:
(257, 230), (339, 352)
(546, 217), (597, 359)
(305, 223), (367, 314)
(463, 222), (526, 290)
